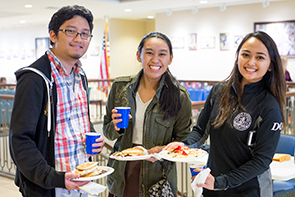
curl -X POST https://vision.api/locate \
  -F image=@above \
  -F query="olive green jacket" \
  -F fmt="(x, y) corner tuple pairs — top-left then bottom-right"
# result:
(103, 70), (192, 197)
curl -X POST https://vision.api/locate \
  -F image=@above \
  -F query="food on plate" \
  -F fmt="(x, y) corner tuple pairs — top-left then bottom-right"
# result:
(111, 147), (145, 157)
(76, 162), (98, 170)
(273, 153), (291, 162)
(166, 146), (203, 159)
(75, 162), (106, 177)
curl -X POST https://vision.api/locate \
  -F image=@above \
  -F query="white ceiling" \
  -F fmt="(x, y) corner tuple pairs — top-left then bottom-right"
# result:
(0, 0), (285, 29)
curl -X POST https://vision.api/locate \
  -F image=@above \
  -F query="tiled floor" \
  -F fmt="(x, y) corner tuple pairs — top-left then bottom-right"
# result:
(0, 176), (22, 197)
(0, 176), (102, 197)
(0, 176), (106, 197)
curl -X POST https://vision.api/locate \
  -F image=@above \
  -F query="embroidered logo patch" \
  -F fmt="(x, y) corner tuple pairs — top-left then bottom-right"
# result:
(271, 122), (282, 131)
(233, 112), (252, 131)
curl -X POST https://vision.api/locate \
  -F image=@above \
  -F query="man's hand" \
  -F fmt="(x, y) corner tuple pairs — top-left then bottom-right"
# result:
(64, 172), (90, 191)
(88, 135), (105, 156)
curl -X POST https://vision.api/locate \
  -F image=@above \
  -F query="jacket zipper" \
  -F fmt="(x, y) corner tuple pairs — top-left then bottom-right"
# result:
(142, 114), (148, 196)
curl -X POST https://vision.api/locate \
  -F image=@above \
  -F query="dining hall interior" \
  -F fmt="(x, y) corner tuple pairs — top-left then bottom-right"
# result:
(0, 0), (295, 196)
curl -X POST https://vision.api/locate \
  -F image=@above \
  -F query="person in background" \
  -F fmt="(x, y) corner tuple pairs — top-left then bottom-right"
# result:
(0, 77), (7, 89)
(165, 31), (286, 197)
(9, 5), (105, 197)
(0, 77), (7, 84)
(281, 56), (292, 81)
(103, 32), (192, 197)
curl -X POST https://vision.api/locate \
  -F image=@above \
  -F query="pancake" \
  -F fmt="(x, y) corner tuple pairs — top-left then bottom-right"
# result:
(121, 147), (144, 156)
(75, 165), (97, 176)
(83, 166), (103, 177)
(76, 162), (98, 171)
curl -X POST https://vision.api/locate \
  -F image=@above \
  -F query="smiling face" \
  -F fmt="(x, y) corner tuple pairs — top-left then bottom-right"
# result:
(50, 15), (91, 63)
(137, 37), (173, 82)
(238, 37), (271, 87)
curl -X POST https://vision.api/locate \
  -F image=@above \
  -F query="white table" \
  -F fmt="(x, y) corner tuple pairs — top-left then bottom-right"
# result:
(270, 156), (295, 181)
(190, 155), (295, 181)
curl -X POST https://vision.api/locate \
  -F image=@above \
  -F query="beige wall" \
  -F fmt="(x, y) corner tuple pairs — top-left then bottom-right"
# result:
(155, 0), (295, 81)
(108, 18), (155, 78)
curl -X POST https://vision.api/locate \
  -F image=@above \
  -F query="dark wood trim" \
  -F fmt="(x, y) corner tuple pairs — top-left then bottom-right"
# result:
(0, 94), (14, 100)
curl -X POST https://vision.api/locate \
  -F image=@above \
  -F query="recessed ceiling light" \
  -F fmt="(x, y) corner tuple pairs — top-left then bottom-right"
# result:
(124, 9), (132, 12)
(24, 4), (33, 8)
(147, 16), (154, 19)
(200, 0), (208, 3)
(20, 20), (26, 24)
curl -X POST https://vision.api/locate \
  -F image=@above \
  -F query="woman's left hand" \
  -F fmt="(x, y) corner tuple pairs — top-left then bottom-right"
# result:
(146, 146), (165, 163)
(195, 171), (215, 190)
(148, 146), (165, 154)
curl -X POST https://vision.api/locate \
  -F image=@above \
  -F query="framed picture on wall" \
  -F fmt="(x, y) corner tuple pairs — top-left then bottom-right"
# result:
(35, 37), (50, 59)
(234, 35), (245, 48)
(201, 36), (215, 49)
(171, 37), (185, 49)
(220, 33), (230, 51)
(254, 20), (295, 57)
(188, 33), (197, 51)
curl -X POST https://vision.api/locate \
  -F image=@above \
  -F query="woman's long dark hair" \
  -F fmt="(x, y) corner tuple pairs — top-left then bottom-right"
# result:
(212, 31), (286, 128)
(138, 32), (181, 120)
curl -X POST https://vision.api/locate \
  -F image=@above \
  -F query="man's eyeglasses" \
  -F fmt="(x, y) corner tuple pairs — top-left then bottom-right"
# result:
(57, 29), (93, 41)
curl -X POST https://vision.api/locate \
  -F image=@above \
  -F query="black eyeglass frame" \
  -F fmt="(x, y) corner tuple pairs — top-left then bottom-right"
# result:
(57, 29), (93, 41)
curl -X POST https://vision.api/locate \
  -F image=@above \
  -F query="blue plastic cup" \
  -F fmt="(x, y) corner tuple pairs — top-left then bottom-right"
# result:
(189, 164), (206, 177)
(85, 133), (101, 154)
(115, 107), (131, 129)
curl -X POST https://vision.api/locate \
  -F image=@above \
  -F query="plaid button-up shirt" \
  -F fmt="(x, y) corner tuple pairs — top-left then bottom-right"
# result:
(47, 50), (90, 172)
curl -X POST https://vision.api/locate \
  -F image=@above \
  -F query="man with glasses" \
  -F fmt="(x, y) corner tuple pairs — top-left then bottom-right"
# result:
(9, 5), (105, 197)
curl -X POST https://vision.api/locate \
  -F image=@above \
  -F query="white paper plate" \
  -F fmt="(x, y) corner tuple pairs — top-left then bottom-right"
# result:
(71, 166), (114, 181)
(109, 154), (151, 161)
(158, 149), (208, 163)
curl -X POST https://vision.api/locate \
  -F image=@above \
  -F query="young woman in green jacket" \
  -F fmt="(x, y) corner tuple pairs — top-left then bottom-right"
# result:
(103, 32), (192, 197)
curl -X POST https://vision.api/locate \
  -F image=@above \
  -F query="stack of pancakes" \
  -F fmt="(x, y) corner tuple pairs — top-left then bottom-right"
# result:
(112, 147), (144, 157)
(75, 162), (103, 177)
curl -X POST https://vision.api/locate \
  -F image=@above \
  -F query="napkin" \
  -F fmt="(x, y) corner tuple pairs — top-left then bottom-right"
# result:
(152, 153), (163, 161)
(191, 168), (211, 197)
(79, 182), (107, 196)
(136, 146), (149, 155)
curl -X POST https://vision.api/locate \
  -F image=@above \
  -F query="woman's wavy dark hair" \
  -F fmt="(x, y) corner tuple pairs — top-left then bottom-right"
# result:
(138, 32), (181, 120)
(48, 5), (93, 45)
(212, 31), (286, 128)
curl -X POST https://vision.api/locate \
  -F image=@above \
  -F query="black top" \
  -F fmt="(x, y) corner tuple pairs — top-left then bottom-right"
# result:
(182, 80), (283, 196)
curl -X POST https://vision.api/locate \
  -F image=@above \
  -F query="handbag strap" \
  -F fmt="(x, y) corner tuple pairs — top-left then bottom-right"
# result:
(160, 161), (170, 179)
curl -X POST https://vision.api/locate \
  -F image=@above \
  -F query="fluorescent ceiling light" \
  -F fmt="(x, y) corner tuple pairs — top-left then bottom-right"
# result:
(124, 9), (132, 12)
(24, 4), (33, 8)
(20, 20), (26, 23)
(200, 0), (208, 3)
(147, 16), (154, 19)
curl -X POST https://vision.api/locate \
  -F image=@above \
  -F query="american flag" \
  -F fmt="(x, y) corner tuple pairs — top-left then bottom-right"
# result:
(98, 21), (110, 96)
